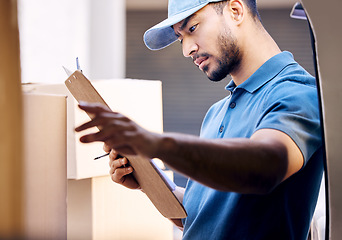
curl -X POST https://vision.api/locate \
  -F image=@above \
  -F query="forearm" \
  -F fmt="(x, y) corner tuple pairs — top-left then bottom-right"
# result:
(155, 133), (288, 194)
(74, 103), (290, 194)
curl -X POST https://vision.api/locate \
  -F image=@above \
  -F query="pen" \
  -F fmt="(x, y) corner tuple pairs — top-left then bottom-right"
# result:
(76, 57), (82, 72)
(93, 153), (125, 161)
(94, 152), (110, 160)
(94, 153), (128, 170)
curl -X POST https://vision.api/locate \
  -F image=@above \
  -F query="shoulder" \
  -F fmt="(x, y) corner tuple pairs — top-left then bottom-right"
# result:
(264, 63), (318, 106)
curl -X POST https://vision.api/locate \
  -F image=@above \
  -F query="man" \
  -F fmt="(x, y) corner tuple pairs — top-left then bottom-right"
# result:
(75, 0), (323, 239)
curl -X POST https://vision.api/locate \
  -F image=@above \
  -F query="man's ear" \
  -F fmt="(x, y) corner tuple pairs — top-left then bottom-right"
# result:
(225, 0), (245, 24)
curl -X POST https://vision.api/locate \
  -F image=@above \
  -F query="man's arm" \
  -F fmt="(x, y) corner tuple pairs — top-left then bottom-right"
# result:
(76, 102), (303, 195)
(154, 128), (303, 194)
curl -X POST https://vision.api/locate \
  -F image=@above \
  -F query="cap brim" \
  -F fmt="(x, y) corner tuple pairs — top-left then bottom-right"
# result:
(143, 3), (208, 50)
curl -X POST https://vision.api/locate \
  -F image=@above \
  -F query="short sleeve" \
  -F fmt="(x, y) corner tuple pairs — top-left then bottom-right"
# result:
(255, 80), (322, 164)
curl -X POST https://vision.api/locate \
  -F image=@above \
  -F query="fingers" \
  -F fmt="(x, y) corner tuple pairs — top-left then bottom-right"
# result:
(75, 112), (117, 132)
(108, 149), (120, 166)
(75, 101), (144, 158)
(77, 123), (138, 154)
(75, 103), (133, 138)
(78, 124), (124, 143)
(75, 102), (114, 132)
(109, 157), (133, 184)
(78, 101), (111, 113)
(107, 145), (136, 156)
(108, 150), (128, 173)
(110, 156), (128, 170)
(103, 143), (111, 153)
(107, 149), (140, 189)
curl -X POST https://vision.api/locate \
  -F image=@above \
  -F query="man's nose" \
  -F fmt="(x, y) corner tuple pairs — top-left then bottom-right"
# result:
(182, 38), (198, 58)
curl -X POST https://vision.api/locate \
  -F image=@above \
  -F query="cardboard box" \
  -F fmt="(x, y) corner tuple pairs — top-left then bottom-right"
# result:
(22, 79), (163, 179)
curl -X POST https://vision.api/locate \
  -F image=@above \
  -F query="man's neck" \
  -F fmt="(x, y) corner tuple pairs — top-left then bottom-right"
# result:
(230, 24), (281, 86)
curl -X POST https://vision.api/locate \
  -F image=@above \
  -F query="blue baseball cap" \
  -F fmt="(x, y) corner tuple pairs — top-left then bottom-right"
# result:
(144, 0), (224, 50)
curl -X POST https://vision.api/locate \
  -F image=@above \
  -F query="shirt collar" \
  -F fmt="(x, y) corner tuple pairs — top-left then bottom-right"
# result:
(225, 51), (297, 93)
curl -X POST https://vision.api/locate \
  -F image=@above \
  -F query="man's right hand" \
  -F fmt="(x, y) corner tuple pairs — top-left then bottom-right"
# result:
(108, 149), (141, 190)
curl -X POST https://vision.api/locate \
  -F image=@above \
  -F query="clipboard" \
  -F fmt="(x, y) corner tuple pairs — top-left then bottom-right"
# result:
(65, 70), (187, 219)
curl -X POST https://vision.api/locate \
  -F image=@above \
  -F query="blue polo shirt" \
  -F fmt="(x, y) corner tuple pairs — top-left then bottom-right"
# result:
(182, 52), (323, 240)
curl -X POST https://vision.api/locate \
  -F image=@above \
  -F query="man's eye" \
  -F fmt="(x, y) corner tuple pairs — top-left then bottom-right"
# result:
(189, 24), (197, 33)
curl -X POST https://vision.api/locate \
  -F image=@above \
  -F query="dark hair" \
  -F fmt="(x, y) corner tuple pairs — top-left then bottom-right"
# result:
(210, 0), (261, 21)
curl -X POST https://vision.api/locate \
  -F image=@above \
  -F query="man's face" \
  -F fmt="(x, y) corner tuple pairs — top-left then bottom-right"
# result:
(173, 4), (241, 82)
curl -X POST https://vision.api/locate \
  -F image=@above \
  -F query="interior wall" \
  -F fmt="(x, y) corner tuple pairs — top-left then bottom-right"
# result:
(18, 0), (125, 84)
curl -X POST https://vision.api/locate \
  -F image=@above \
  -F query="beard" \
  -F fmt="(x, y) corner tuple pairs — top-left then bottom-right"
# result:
(197, 29), (241, 82)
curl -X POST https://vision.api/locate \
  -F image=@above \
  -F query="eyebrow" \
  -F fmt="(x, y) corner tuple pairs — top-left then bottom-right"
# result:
(180, 13), (197, 31)
(174, 13), (197, 37)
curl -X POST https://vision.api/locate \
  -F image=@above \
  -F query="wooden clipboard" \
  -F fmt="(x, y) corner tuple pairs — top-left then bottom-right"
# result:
(65, 70), (187, 219)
